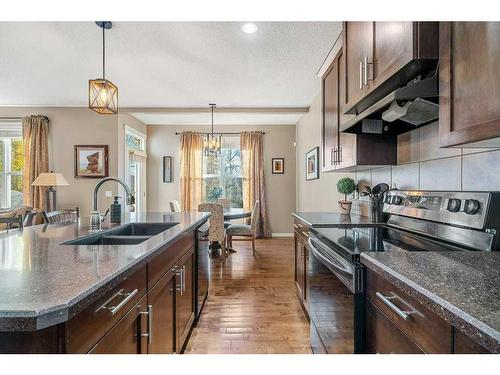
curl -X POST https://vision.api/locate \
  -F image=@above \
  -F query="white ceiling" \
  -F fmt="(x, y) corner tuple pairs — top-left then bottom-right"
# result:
(0, 22), (341, 108)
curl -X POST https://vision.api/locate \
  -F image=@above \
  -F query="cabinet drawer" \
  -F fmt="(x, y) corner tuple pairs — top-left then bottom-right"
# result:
(65, 265), (147, 353)
(293, 219), (309, 241)
(148, 230), (195, 287)
(453, 329), (490, 354)
(366, 269), (452, 353)
(366, 300), (423, 354)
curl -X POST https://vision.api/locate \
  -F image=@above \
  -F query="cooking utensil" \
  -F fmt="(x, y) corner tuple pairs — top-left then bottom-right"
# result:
(372, 183), (389, 199)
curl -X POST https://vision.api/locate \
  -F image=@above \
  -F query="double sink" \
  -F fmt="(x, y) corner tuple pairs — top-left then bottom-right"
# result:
(63, 222), (179, 246)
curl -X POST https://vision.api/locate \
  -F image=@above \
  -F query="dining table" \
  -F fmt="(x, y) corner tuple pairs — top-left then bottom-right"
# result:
(223, 208), (251, 220)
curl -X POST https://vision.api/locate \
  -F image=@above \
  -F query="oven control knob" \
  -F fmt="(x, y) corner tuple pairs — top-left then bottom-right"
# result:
(392, 195), (403, 205)
(447, 198), (462, 213)
(464, 199), (480, 215)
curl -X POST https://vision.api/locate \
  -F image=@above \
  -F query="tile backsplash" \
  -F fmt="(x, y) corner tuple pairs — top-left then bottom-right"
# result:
(352, 121), (500, 217)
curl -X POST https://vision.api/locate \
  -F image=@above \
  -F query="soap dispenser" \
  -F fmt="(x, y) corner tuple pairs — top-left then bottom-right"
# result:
(110, 196), (122, 224)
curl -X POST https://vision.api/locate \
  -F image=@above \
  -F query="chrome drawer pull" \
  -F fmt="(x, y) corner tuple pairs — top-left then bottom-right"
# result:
(96, 288), (138, 315)
(140, 305), (153, 344)
(376, 292), (412, 321)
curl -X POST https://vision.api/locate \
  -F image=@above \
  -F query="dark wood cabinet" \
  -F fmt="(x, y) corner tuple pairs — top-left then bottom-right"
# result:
(175, 248), (196, 352)
(321, 49), (397, 172)
(322, 51), (340, 172)
(342, 21), (438, 115)
(147, 269), (176, 354)
(439, 22), (500, 147)
(89, 297), (148, 354)
(453, 329), (490, 354)
(293, 218), (309, 319)
(366, 300), (423, 354)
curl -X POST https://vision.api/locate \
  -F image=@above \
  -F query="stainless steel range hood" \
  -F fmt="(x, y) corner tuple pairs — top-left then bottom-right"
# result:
(340, 70), (439, 135)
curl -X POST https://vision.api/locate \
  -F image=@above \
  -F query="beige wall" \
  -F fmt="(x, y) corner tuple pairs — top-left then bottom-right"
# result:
(0, 107), (120, 218)
(296, 91), (354, 212)
(147, 124), (296, 234)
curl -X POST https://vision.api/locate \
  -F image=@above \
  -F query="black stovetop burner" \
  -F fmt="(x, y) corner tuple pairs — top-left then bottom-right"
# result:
(311, 225), (474, 262)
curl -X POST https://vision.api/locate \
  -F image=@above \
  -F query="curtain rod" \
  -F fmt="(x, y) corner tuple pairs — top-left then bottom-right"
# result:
(175, 131), (265, 135)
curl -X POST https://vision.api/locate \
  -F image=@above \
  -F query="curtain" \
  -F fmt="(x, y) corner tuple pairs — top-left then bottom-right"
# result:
(241, 131), (271, 238)
(22, 115), (49, 210)
(179, 132), (204, 211)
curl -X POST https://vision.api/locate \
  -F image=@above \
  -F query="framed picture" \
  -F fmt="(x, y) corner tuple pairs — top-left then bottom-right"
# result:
(74, 145), (109, 178)
(305, 147), (319, 181)
(272, 158), (285, 174)
(163, 156), (173, 183)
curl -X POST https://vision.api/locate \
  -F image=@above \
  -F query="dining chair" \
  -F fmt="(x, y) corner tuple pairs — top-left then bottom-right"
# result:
(42, 207), (80, 224)
(226, 200), (260, 256)
(169, 200), (181, 212)
(217, 198), (230, 209)
(217, 198), (232, 228)
(198, 203), (227, 257)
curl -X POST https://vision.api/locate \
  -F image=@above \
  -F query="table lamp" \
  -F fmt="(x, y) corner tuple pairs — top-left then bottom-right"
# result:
(32, 171), (69, 212)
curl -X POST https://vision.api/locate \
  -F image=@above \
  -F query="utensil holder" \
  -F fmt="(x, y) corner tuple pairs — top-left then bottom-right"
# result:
(369, 198), (386, 223)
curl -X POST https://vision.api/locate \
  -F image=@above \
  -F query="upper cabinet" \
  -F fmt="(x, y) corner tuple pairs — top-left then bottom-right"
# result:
(342, 22), (438, 115)
(321, 49), (397, 172)
(439, 22), (500, 147)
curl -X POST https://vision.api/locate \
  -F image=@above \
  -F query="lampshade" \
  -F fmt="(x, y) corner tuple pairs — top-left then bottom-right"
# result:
(32, 172), (69, 187)
(89, 79), (118, 114)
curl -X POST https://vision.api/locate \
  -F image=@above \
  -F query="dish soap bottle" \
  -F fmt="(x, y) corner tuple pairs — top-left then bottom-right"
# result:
(110, 196), (122, 224)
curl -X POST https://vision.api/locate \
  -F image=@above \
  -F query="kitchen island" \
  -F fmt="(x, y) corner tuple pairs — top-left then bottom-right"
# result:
(0, 211), (210, 354)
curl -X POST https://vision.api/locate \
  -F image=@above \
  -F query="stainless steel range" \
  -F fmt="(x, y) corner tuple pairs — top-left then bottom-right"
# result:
(307, 190), (500, 354)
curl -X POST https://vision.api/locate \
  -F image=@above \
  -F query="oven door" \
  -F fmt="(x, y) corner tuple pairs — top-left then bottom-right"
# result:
(308, 234), (365, 354)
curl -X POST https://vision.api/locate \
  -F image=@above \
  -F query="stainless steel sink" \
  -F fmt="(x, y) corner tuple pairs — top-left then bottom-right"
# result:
(63, 222), (179, 246)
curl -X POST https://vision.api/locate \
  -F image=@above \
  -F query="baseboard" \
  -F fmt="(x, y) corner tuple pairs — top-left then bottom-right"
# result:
(271, 232), (294, 238)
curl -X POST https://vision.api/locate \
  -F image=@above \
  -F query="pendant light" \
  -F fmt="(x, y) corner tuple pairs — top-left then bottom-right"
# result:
(88, 21), (118, 114)
(204, 104), (221, 156)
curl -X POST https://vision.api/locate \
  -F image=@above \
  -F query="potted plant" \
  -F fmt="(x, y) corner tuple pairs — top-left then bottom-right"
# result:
(336, 177), (356, 215)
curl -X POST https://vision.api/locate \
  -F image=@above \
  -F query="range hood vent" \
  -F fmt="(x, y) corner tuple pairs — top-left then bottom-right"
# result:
(340, 69), (439, 136)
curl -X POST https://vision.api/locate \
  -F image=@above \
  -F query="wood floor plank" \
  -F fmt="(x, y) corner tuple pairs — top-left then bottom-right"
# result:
(185, 238), (311, 354)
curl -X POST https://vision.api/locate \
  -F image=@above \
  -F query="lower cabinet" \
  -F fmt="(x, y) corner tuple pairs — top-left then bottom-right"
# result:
(365, 268), (492, 354)
(175, 248), (196, 352)
(147, 268), (176, 354)
(89, 297), (148, 354)
(366, 300), (423, 354)
(294, 219), (309, 318)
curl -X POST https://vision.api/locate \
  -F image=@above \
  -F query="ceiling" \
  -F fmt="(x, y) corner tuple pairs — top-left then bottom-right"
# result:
(0, 22), (341, 108)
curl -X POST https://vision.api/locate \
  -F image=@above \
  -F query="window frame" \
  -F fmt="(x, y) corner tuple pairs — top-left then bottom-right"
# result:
(0, 131), (23, 209)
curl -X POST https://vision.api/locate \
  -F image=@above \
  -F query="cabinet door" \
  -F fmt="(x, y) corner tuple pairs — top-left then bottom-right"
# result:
(343, 22), (373, 112)
(89, 298), (147, 354)
(294, 235), (304, 300)
(372, 22), (413, 90)
(366, 300), (423, 354)
(337, 51), (357, 169)
(322, 55), (339, 172)
(302, 244), (309, 312)
(175, 248), (195, 352)
(147, 269), (175, 354)
(440, 22), (500, 147)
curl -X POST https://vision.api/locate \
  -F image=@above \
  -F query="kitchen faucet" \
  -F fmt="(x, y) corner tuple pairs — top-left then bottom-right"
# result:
(89, 177), (135, 231)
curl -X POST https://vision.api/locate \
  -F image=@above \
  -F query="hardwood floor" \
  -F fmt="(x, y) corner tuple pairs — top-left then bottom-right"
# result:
(185, 238), (312, 354)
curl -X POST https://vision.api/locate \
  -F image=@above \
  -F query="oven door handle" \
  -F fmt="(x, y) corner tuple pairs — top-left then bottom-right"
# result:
(308, 237), (354, 277)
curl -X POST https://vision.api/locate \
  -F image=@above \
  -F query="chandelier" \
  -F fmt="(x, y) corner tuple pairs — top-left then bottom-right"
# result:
(204, 104), (221, 156)
(88, 21), (118, 114)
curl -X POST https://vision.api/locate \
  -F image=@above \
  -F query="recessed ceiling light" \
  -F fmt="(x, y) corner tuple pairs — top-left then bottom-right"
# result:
(242, 23), (258, 34)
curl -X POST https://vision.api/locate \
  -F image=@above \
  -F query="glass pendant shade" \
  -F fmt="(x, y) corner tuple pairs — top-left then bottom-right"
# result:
(204, 103), (221, 156)
(89, 79), (118, 114)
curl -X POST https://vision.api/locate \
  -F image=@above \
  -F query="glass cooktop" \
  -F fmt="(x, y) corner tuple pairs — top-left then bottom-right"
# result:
(311, 225), (472, 261)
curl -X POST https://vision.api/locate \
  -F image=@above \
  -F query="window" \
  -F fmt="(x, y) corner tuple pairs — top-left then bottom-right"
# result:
(0, 121), (23, 209)
(124, 126), (147, 212)
(202, 136), (242, 208)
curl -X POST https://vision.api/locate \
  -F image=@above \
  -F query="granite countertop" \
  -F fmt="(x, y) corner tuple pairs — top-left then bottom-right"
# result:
(293, 211), (381, 227)
(361, 251), (500, 353)
(0, 211), (210, 332)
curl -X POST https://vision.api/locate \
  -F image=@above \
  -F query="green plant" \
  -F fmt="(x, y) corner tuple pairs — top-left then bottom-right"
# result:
(207, 186), (223, 202)
(337, 177), (356, 201)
